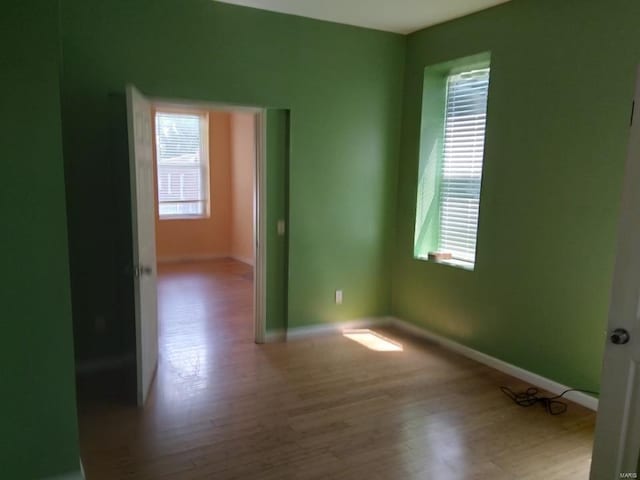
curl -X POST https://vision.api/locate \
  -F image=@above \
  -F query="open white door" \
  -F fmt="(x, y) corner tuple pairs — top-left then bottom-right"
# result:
(590, 68), (640, 479)
(126, 85), (159, 407)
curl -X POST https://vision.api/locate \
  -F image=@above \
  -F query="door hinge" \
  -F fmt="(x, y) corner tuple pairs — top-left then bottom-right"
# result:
(131, 265), (152, 277)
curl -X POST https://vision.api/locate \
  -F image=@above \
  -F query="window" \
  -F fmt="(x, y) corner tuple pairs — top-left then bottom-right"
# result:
(414, 53), (491, 270)
(154, 110), (209, 219)
(439, 68), (489, 264)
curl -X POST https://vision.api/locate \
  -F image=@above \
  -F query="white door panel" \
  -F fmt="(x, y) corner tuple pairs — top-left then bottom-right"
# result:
(591, 68), (640, 479)
(126, 85), (158, 407)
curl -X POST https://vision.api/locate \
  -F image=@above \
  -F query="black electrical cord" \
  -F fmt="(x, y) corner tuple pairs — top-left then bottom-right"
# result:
(500, 386), (599, 415)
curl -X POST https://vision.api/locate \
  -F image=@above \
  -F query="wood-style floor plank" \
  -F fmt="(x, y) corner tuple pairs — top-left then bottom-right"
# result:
(77, 259), (595, 479)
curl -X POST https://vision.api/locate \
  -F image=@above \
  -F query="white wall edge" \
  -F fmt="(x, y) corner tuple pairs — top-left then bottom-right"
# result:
(389, 316), (599, 411)
(253, 109), (267, 345)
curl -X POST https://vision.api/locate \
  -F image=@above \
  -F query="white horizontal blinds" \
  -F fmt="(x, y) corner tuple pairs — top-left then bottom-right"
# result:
(439, 67), (490, 263)
(155, 112), (208, 218)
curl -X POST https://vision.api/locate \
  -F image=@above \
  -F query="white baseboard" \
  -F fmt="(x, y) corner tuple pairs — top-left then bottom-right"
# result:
(265, 317), (389, 343)
(157, 254), (228, 264)
(389, 316), (599, 411)
(266, 315), (598, 411)
(230, 254), (254, 266)
(265, 329), (287, 343)
(75, 353), (134, 375)
(158, 254), (255, 266)
(42, 469), (84, 480)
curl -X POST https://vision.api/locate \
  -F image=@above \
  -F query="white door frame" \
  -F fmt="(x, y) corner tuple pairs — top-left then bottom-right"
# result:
(254, 111), (267, 344)
(149, 96), (267, 345)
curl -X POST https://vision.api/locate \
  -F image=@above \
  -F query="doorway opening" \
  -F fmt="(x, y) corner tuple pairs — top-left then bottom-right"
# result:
(151, 102), (259, 399)
(124, 86), (283, 406)
(74, 89), (290, 476)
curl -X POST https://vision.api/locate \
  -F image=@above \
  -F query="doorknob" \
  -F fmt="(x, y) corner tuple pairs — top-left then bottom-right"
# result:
(611, 328), (630, 345)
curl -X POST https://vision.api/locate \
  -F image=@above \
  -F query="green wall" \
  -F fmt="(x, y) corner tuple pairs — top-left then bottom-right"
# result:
(6, 0), (640, 476)
(393, 0), (640, 391)
(59, 0), (405, 361)
(7, 0), (640, 475)
(0, 2), (79, 478)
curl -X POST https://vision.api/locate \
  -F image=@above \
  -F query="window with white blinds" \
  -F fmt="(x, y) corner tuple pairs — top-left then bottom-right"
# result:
(438, 67), (490, 265)
(154, 111), (209, 219)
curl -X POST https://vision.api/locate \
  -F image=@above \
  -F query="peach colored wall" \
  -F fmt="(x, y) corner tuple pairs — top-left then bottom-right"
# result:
(229, 112), (256, 265)
(154, 110), (232, 262)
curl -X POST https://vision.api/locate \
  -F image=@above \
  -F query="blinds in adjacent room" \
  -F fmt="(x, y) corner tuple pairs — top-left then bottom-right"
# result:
(439, 68), (490, 264)
(155, 111), (209, 218)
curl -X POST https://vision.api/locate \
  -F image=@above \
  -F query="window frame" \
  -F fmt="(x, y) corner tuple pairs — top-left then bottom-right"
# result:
(154, 107), (211, 221)
(413, 52), (492, 271)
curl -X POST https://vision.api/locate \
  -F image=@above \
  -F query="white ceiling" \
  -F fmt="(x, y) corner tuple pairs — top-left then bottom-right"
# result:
(215, 0), (511, 34)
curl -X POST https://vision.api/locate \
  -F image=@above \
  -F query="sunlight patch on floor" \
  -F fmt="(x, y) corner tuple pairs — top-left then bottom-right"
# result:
(342, 329), (403, 352)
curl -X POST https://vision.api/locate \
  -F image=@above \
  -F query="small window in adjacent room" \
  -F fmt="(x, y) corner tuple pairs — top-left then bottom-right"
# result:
(414, 52), (491, 270)
(154, 110), (210, 219)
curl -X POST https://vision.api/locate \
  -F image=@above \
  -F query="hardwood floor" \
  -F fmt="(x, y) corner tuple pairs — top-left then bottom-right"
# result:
(77, 259), (595, 479)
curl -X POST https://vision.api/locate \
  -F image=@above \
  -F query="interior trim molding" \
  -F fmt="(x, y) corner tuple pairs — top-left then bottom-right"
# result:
(229, 254), (254, 266)
(265, 329), (287, 343)
(389, 316), (599, 411)
(267, 315), (598, 411)
(42, 470), (84, 480)
(265, 317), (388, 343)
(156, 254), (229, 264)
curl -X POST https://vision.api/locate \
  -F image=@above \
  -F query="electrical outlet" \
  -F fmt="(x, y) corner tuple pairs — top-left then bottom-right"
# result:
(335, 290), (343, 305)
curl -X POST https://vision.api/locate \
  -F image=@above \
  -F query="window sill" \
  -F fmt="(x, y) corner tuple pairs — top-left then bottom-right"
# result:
(415, 255), (475, 271)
